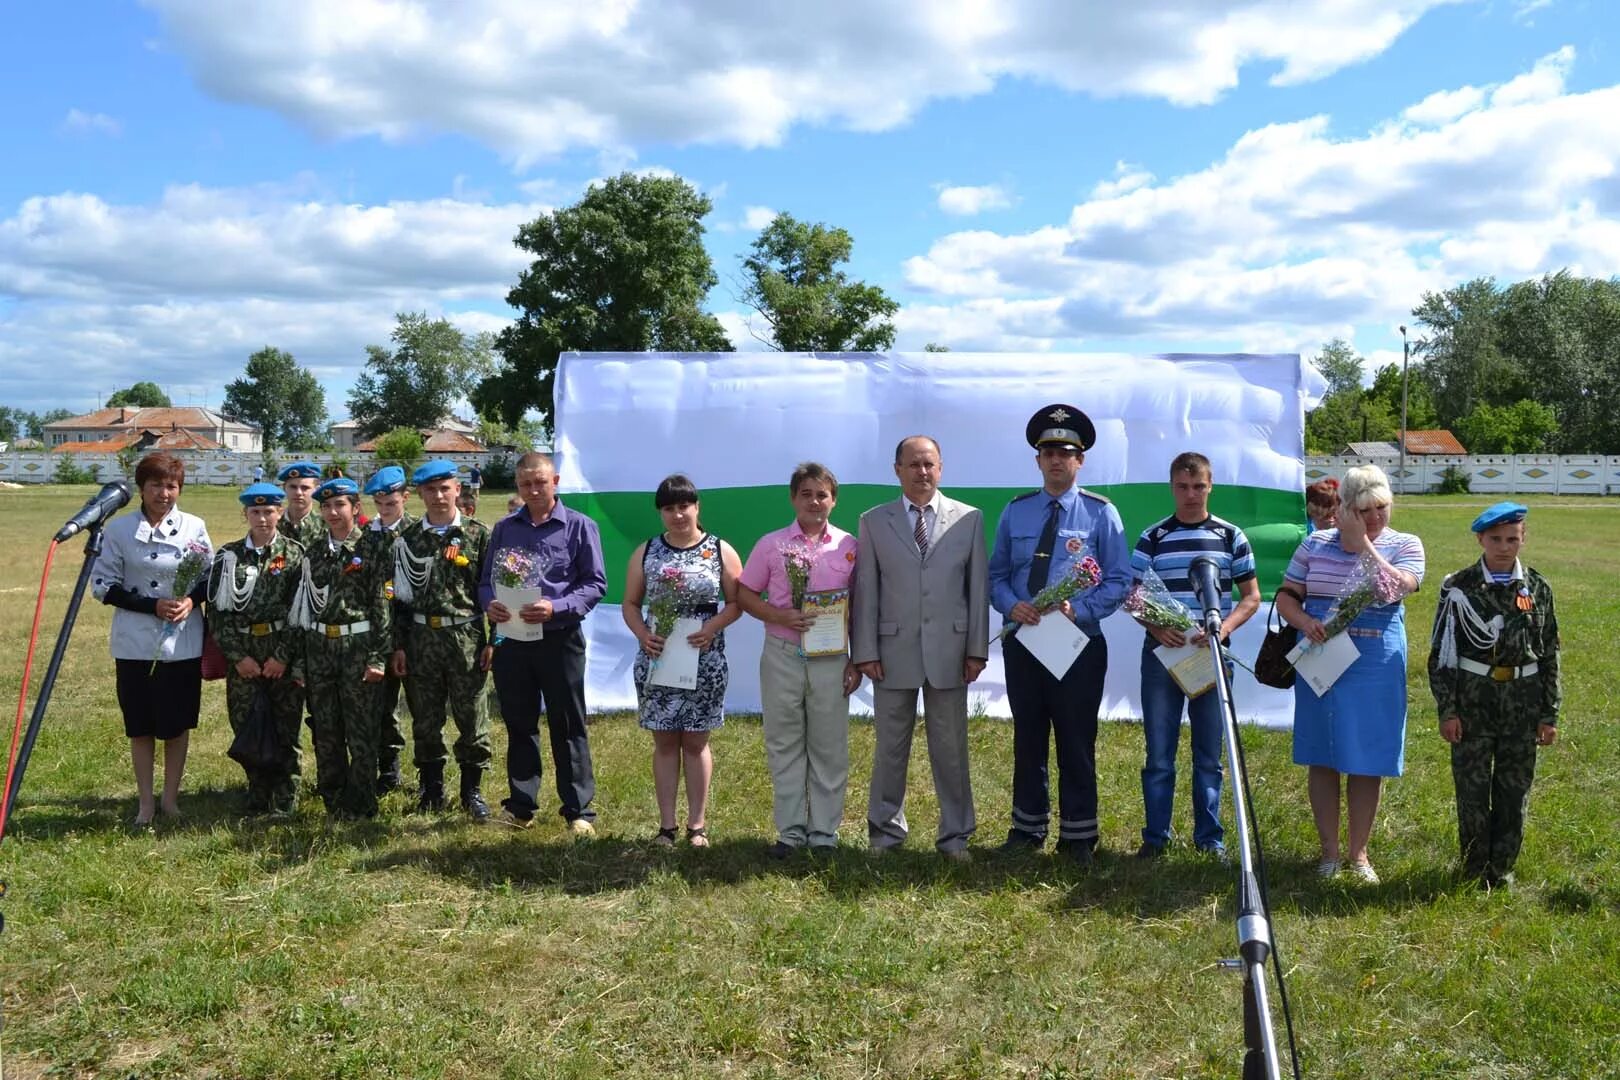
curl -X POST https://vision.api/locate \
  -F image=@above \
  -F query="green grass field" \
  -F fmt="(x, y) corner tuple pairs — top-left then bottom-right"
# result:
(0, 485), (1615, 1078)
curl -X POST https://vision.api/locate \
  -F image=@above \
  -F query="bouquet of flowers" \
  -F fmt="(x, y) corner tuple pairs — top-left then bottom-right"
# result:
(152, 540), (211, 674)
(1122, 568), (1196, 633)
(780, 541), (814, 609)
(644, 564), (701, 687)
(1319, 552), (1407, 641)
(492, 547), (546, 589)
(997, 554), (1102, 642)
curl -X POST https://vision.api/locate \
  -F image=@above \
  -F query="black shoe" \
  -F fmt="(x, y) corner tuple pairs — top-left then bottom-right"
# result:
(459, 772), (489, 822)
(1135, 842), (1167, 860)
(998, 830), (1044, 854)
(766, 840), (798, 861)
(1056, 839), (1095, 866)
(375, 764), (401, 796)
(415, 763), (447, 813)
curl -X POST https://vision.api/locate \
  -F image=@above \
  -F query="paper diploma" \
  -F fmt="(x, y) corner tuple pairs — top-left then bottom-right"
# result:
(647, 616), (703, 690)
(1017, 611), (1089, 679)
(1287, 632), (1360, 696)
(1155, 641), (1217, 697)
(494, 584), (546, 641)
(800, 588), (849, 657)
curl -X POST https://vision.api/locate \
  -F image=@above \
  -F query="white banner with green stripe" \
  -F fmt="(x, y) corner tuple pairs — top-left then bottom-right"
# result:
(556, 352), (1326, 726)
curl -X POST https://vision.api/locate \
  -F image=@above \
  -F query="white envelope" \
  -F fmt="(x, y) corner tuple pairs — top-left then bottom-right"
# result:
(494, 584), (546, 641)
(647, 616), (703, 690)
(1016, 612), (1090, 680)
(1290, 632), (1360, 696)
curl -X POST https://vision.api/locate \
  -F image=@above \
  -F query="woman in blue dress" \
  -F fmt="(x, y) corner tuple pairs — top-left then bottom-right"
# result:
(1275, 465), (1424, 883)
(621, 475), (743, 847)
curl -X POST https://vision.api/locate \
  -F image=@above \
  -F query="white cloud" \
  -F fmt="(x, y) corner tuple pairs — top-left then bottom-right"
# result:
(742, 205), (777, 230)
(897, 48), (1620, 354)
(144, 0), (1453, 162)
(0, 182), (543, 411)
(1513, 0), (1554, 23)
(936, 184), (1014, 216)
(61, 109), (121, 137)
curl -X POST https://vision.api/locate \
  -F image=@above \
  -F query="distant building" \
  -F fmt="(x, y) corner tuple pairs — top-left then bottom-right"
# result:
(330, 414), (480, 451)
(1400, 430), (1468, 455)
(44, 407), (261, 452)
(354, 427), (486, 454)
(1340, 441), (1400, 457)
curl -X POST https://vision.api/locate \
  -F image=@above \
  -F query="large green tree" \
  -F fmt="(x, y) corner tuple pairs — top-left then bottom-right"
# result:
(223, 347), (330, 450)
(738, 213), (898, 351)
(105, 381), (170, 408)
(474, 172), (732, 428)
(1455, 399), (1559, 454)
(0, 406), (26, 443)
(31, 408), (72, 437)
(348, 313), (493, 438)
(1367, 362), (1439, 432)
(1311, 339), (1366, 399)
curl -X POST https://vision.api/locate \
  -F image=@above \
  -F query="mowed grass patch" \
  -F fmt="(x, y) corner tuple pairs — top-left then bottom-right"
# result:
(0, 485), (1616, 1078)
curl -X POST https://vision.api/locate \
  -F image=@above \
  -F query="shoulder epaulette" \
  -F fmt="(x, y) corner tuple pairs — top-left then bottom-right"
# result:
(1077, 487), (1111, 505)
(1008, 489), (1043, 505)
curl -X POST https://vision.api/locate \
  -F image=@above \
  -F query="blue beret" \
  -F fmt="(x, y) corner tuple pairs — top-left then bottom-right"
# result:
(1471, 501), (1528, 533)
(411, 459), (459, 485)
(314, 477), (360, 502)
(277, 461), (321, 481)
(364, 465), (407, 495)
(239, 482), (285, 507)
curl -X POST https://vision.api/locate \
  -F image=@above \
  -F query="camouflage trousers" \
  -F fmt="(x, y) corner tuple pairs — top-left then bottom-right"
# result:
(401, 621), (491, 775)
(224, 668), (303, 812)
(304, 632), (384, 817)
(377, 672), (412, 770)
(1449, 673), (1544, 879)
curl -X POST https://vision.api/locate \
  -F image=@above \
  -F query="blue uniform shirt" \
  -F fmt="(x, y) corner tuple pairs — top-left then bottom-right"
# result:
(990, 485), (1131, 638)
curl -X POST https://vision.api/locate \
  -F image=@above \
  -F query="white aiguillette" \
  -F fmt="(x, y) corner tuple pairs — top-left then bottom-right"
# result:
(1015, 611), (1089, 679)
(1286, 632), (1360, 696)
(647, 616), (703, 690)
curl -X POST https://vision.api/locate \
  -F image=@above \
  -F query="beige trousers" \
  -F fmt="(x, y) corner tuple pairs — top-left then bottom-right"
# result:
(759, 635), (851, 847)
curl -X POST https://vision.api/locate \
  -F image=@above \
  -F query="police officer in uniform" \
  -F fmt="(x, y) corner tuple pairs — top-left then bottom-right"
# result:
(1428, 501), (1561, 888)
(988, 405), (1131, 863)
(365, 464), (414, 794)
(209, 482), (306, 815)
(277, 461), (327, 550)
(291, 476), (392, 819)
(389, 460), (495, 820)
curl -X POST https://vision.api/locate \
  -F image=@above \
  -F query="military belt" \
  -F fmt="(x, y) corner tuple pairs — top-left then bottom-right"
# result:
(318, 620), (371, 639)
(1458, 657), (1539, 682)
(412, 613), (479, 629)
(249, 620), (286, 637)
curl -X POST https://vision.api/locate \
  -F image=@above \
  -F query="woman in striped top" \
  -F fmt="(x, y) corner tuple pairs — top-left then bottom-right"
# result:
(1275, 465), (1424, 883)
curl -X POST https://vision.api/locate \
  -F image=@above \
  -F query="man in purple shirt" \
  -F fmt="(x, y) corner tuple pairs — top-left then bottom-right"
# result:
(478, 452), (607, 833)
(737, 463), (862, 857)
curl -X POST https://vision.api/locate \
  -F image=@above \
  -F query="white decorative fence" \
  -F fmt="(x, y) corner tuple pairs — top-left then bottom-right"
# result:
(1305, 455), (1620, 495)
(0, 450), (500, 486)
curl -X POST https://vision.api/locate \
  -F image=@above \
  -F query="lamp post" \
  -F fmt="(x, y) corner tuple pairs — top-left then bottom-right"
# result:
(1398, 325), (1410, 494)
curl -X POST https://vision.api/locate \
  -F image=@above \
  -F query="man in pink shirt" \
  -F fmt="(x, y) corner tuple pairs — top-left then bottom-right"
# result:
(738, 462), (863, 857)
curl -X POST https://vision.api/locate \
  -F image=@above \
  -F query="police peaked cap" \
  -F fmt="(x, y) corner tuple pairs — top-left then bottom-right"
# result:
(1026, 404), (1096, 452)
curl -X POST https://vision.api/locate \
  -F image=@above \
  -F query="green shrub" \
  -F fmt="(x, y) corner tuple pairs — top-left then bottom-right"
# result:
(53, 452), (101, 485)
(1437, 465), (1471, 494)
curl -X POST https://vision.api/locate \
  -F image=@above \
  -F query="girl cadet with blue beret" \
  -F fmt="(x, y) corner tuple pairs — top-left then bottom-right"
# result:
(208, 482), (307, 816)
(289, 476), (393, 819)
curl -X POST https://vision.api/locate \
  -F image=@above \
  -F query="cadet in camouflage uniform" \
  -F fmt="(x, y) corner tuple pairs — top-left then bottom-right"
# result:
(365, 464), (415, 794)
(277, 461), (328, 550)
(292, 476), (393, 819)
(1428, 501), (1561, 888)
(209, 482), (306, 815)
(390, 460), (494, 820)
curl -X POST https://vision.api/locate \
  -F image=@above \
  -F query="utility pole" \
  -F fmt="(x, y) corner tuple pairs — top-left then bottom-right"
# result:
(1398, 325), (1410, 494)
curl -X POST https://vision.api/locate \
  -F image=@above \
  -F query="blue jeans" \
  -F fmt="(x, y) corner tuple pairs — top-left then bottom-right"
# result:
(1139, 639), (1225, 850)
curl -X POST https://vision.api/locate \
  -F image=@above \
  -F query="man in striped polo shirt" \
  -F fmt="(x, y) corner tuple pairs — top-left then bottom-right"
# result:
(1130, 451), (1260, 859)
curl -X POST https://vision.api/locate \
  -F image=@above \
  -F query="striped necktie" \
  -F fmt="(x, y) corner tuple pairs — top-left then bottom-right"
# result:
(912, 504), (929, 557)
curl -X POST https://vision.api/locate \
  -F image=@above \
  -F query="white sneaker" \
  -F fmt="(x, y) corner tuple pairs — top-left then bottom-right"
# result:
(1348, 860), (1379, 884)
(1316, 857), (1341, 878)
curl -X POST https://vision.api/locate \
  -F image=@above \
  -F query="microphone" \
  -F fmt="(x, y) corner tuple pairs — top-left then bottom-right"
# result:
(54, 480), (132, 542)
(1187, 555), (1225, 631)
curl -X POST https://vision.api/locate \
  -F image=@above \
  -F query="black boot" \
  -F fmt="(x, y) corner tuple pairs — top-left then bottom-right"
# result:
(416, 763), (447, 813)
(375, 749), (402, 796)
(460, 770), (490, 823)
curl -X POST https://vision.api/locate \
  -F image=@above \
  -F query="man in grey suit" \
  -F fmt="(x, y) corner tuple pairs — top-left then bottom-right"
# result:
(852, 435), (990, 861)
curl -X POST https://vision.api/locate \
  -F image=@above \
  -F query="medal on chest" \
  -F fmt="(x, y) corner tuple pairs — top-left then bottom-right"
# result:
(1515, 587), (1533, 612)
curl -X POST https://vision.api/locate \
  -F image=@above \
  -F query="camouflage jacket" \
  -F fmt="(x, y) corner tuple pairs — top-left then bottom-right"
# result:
(278, 510), (327, 551)
(1427, 559), (1561, 725)
(390, 515), (490, 650)
(208, 534), (304, 666)
(301, 528), (393, 670)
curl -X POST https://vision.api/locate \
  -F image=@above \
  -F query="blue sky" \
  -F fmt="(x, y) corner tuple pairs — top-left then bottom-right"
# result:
(3, 0), (1616, 418)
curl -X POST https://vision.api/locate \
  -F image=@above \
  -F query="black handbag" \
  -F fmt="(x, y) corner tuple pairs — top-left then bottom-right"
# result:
(1254, 592), (1299, 690)
(227, 682), (281, 772)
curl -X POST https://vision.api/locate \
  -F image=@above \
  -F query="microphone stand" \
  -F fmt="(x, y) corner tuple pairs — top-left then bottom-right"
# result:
(2, 523), (106, 834)
(1201, 604), (1284, 1080)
